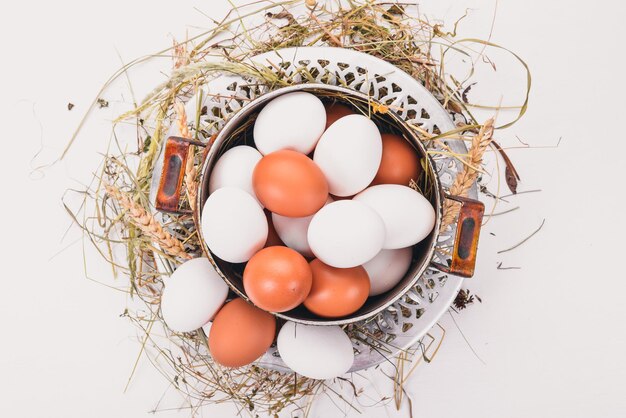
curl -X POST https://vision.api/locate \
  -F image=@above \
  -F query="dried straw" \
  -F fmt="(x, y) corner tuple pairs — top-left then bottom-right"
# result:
(440, 118), (494, 229)
(173, 37), (190, 69)
(175, 101), (198, 212)
(105, 184), (191, 260)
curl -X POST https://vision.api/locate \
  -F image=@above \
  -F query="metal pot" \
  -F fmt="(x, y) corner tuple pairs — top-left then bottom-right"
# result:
(155, 83), (484, 326)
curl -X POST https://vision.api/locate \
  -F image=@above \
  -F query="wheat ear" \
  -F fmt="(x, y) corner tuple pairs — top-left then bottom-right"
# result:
(105, 184), (191, 260)
(440, 118), (494, 230)
(175, 101), (198, 211)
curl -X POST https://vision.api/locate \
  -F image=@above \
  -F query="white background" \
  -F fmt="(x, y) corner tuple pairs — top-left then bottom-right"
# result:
(1, 0), (626, 417)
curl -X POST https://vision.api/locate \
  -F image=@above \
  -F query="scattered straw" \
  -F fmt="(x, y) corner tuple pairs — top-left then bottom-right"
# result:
(105, 184), (191, 260)
(173, 36), (191, 69)
(175, 101), (198, 212)
(175, 101), (191, 139)
(440, 118), (495, 230)
(497, 218), (545, 254)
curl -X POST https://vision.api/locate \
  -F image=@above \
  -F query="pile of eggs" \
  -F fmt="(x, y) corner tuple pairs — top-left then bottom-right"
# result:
(160, 92), (436, 379)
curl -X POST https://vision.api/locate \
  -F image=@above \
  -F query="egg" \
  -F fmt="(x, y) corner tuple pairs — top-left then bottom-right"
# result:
(254, 92), (326, 155)
(308, 200), (385, 268)
(243, 246), (313, 312)
(201, 187), (268, 263)
(314, 114), (382, 197)
(208, 145), (263, 203)
(304, 259), (370, 318)
(253, 150), (329, 217)
(354, 184), (436, 249)
(264, 210), (284, 247)
(371, 133), (422, 186)
(363, 248), (413, 296)
(324, 102), (354, 129)
(277, 322), (354, 379)
(271, 197), (332, 257)
(160, 258), (229, 332)
(208, 298), (276, 368)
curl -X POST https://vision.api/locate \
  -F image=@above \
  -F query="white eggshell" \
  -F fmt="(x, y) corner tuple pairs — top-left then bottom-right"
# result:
(314, 114), (382, 196)
(277, 322), (354, 379)
(161, 258), (229, 332)
(271, 197), (333, 257)
(201, 187), (268, 263)
(307, 200), (385, 268)
(253, 92), (326, 155)
(363, 248), (413, 296)
(354, 184), (436, 249)
(209, 146), (262, 204)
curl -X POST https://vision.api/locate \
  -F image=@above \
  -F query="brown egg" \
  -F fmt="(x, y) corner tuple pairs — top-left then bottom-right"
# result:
(324, 102), (354, 129)
(371, 133), (422, 186)
(253, 150), (329, 217)
(264, 210), (284, 247)
(208, 298), (276, 368)
(304, 259), (370, 318)
(244, 246), (313, 312)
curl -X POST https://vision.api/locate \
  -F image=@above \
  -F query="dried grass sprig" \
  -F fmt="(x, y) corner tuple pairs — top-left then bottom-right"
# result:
(184, 150), (198, 212)
(175, 101), (198, 211)
(173, 36), (190, 69)
(175, 101), (191, 139)
(105, 184), (191, 260)
(440, 118), (494, 229)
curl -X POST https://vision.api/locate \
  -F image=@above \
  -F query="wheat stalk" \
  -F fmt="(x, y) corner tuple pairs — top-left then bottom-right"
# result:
(175, 101), (198, 212)
(175, 101), (191, 139)
(105, 184), (191, 260)
(172, 36), (190, 69)
(440, 118), (494, 230)
(184, 150), (198, 212)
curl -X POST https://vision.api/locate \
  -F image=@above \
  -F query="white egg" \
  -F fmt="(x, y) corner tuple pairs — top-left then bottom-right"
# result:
(253, 92), (326, 155)
(363, 248), (413, 296)
(308, 200), (385, 268)
(209, 146), (262, 204)
(271, 197), (333, 257)
(160, 258), (229, 332)
(277, 322), (354, 379)
(314, 114), (382, 196)
(201, 187), (268, 263)
(354, 184), (436, 249)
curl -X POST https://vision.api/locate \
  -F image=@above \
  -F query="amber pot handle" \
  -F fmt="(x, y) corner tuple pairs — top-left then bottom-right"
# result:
(155, 136), (205, 214)
(431, 195), (485, 278)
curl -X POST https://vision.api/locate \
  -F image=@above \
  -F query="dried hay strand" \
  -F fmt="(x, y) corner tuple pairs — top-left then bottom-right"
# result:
(175, 101), (199, 212)
(440, 118), (495, 230)
(104, 184), (192, 260)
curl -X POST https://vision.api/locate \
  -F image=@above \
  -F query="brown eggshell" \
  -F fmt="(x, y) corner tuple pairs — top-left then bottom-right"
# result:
(253, 150), (329, 217)
(244, 246), (313, 312)
(304, 259), (370, 318)
(208, 298), (276, 368)
(371, 133), (422, 186)
(324, 102), (354, 129)
(264, 210), (284, 247)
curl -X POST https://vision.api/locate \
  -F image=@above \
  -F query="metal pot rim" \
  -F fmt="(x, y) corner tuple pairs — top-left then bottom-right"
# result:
(194, 83), (444, 326)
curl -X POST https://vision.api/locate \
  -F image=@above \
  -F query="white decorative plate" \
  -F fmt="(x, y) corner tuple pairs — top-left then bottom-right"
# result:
(150, 47), (477, 372)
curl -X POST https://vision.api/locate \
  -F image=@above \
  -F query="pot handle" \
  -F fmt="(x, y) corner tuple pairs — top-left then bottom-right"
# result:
(431, 195), (485, 278)
(155, 136), (205, 214)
